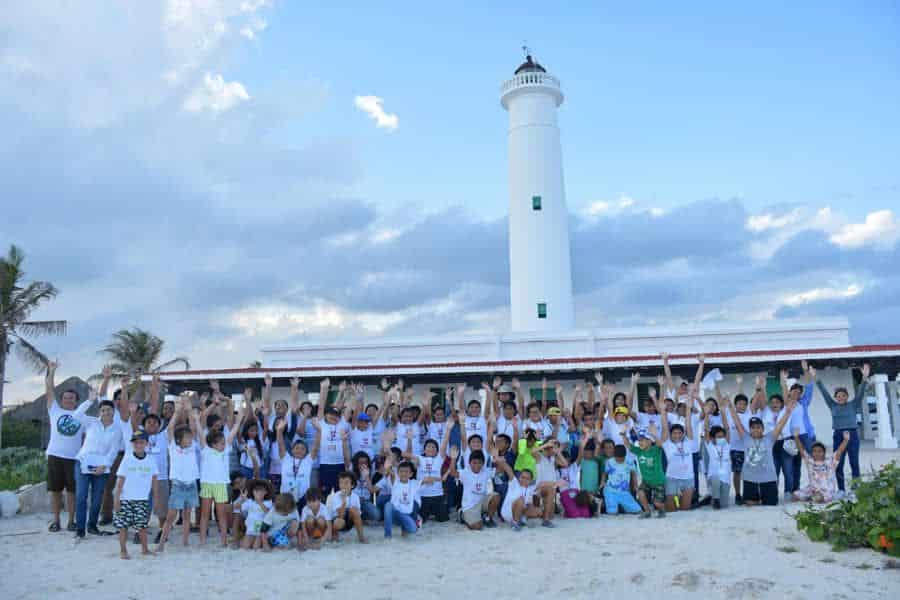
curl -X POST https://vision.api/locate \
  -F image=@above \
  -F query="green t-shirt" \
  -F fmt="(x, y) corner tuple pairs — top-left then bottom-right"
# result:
(631, 445), (665, 487)
(580, 457), (601, 493)
(515, 439), (540, 475)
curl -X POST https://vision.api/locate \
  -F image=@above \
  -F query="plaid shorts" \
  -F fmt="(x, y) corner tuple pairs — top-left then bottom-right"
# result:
(113, 500), (151, 530)
(639, 482), (665, 503)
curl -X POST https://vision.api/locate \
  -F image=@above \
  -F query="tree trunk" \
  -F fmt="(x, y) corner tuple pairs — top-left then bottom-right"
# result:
(0, 333), (6, 449)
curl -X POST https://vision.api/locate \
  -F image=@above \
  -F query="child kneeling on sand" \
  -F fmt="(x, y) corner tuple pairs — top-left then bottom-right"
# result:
(600, 445), (643, 515)
(622, 425), (666, 518)
(793, 432), (850, 504)
(113, 431), (159, 559)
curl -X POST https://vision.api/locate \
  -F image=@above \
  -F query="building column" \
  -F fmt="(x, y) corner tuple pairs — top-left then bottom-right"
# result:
(871, 374), (898, 450)
(890, 376), (900, 442)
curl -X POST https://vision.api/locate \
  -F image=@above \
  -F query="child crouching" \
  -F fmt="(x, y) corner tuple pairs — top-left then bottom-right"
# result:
(261, 493), (301, 551)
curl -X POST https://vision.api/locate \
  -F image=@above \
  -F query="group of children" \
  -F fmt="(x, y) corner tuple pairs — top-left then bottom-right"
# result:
(65, 356), (870, 558)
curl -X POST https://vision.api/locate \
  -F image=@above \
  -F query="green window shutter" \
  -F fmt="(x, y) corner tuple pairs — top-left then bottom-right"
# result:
(429, 387), (447, 411)
(529, 387), (557, 404)
(532, 195), (542, 210)
(537, 303), (547, 319)
(326, 390), (339, 408)
(765, 376), (782, 400)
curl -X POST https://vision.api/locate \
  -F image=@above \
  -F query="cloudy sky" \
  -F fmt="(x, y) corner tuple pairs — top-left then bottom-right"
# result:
(3, 2), (899, 404)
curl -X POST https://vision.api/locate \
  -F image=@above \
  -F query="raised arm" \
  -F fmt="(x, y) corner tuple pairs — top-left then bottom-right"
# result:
(771, 397), (796, 440)
(98, 365), (112, 398)
(226, 402), (245, 446)
(661, 353), (674, 394)
(317, 378), (330, 419)
(288, 377), (300, 416)
(148, 372), (161, 416)
(693, 354), (705, 389)
(513, 377), (525, 417)
(779, 369), (790, 406)
(852, 364), (871, 407)
(117, 375), (131, 421)
(627, 372), (639, 414)
(659, 398), (669, 443)
(45, 360), (58, 410)
(751, 375), (767, 413)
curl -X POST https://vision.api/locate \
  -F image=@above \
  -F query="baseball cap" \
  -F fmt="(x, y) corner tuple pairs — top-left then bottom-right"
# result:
(614, 406), (629, 416)
(131, 430), (149, 442)
(748, 417), (764, 428)
(357, 413), (371, 422)
(325, 407), (340, 416)
(547, 407), (562, 416)
(637, 429), (654, 440)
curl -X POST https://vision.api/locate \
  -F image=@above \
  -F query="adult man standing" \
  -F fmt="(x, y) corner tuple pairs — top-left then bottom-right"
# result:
(45, 361), (92, 532)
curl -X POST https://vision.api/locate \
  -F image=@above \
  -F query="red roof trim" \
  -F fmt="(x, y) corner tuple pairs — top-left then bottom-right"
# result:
(155, 344), (900, 376)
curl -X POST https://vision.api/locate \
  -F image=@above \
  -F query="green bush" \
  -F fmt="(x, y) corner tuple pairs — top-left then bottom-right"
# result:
(0, 446), (46, 491)
(795, 461), (900, 556)
(1, 418), (43, 448)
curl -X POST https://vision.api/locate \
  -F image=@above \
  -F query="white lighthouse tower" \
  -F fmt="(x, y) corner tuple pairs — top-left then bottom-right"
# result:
(501, 54), (575, 332)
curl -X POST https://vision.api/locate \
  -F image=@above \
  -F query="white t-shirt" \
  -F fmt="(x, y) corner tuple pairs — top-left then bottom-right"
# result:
(705, 440), (732, 480)
(168, 440), (199, 483)
(729, 411), (752, 451)
(239, 438), (268, 471)
(326, 491), (360, 516)
(427, 421), (449, 446)
(318, 421), (348, 465)
(200, 446), (231, 484)
(46, 400), (91, 459)
(523, 418), (552, 440)
(535, 454), (558, 485)
(245, 499), (273, 534)
(416, 454), (444, 497)
(118, 452), (158, 501)
(389, 478), (420, 514)
(636, 412), (662, 433)
(602, 417), (634, 445)
(300, 503), (332, 522)
(459, 466), (493, 511)
(463, 415), (488, 443)
(145, 431), (169, 480)
(393, 422), (423, 456)
(280, 455), (313, 501)
(494, 415), (518, 439)
(759, 407), (782, 437)
(662, 438), (698, 480)
(500, 477), (535, 522)
(559, 463), (580, 491)
(350, 426), (377, 459)
(353, 475), (373, 503)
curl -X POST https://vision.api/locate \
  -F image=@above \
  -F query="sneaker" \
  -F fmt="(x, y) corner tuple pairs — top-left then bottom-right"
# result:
(541, 519), (555, 528)
(734, 494), (743, 506)
(98, 517), (113, 526)
(656, 509), (666, 518)
(712, 499), (721, 510)
(519, 517), (527, 527)
(639, 511), (652, 519)
(74, 530), (86, 539)
(485, 517), (497, 528)
(66, 522), (77, 532)
(511, 523), (521, 532)
(698, 496), (712, 507)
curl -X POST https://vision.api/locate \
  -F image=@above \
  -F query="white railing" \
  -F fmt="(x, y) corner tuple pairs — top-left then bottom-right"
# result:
(500, 72), (561, 94)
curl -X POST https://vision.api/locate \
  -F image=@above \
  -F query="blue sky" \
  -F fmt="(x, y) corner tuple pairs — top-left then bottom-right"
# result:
(2, 1), (899, 404)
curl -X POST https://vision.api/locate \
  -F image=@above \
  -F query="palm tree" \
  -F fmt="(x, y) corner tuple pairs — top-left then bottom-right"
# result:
(0, 245), (67, 448)
(249, 360), (262, 368)
(94, 328), (190, 383)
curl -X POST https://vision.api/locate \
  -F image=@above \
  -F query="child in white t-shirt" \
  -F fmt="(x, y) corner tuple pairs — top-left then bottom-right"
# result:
(449, 447), (499, 530)
(660, 405), (697, 512)
(275, 420), (313, 506)
(241, 479), (274, 549)
(198, 402), (244, 546)
(113, 431), (159, 560)
(299, 488), (331, 550)
(326, 471), (367, 544)
(158, 398), (199, 552)
(261, 493), (301, 551)
(495, 459), (540, 530)
(702, 397), (732, 509)
(381, 455), (420, 539)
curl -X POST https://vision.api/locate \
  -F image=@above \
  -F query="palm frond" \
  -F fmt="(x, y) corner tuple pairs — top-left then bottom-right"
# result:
(18, 320), (67, 338)
(153, 356), (191, 372)
(6, 281), (59, 322)
(10, 334), (49, 373)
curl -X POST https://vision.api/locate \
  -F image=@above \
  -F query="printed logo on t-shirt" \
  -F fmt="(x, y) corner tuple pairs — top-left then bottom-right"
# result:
(56, 414), (81, 437)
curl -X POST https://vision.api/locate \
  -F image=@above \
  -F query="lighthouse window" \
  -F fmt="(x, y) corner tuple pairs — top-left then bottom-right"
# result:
(537, 303), (547, 319)
(532, 195), (542, 210)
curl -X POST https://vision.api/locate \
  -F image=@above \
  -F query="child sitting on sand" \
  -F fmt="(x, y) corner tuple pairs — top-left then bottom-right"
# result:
(241, 479), (273, 549)
(449, 447), (500, 530)
(326, 471), (367, 543)
(261, 493), (300, 551)
(300, 487), (331, 550)
(793, 432), (850, 504)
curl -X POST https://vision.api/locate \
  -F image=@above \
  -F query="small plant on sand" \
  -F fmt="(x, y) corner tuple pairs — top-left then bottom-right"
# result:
(794, 461), (899, 556)
(777, 546), (798, 553)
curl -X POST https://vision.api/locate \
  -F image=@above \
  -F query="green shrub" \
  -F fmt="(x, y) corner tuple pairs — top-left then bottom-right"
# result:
(1, 419), (43, 448)
(0, 446), (46, 491)
(794, 461), (900, 556)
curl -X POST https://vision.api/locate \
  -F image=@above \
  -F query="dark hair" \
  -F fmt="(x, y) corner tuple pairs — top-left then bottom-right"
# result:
(502, 400), (517, 413)
(612, 392), (626, 405)
(241, 419), (264, 459)
(613, 444), (627, 458)
(467, 434), (483, 446)
(495, 433), (512, 448)
(575, 490), (598, 516)
(337, 470), (357, 487)
(811, 441), (827, 453)
(351, 451), (371, 478)
(748, 417), (764, 429)
(206, 431), (225, 446)
(601, 439), (615, 449)
(397, 460), (415, 472)
(734, 394), (749, 405)
(61, 388), (81, 402)
(142, 413), (161, 427)
(206, 413), (222, 428)
(98, 399), (115, 411)
(230, 471), (245, 486)
(274, 493), (296, 514)
(229, 471), (246, 501)
(469, 450), (486, 464)
(249, 479), (272, 499)
(423, 439), (439, 452)
(709, 426), (726, 438)
(669, 424), (684, 434)
(526, 402), (540, 414)
(705, 397), (720, 416)
(174, 425), (192, 445)
(789, 383), (803, 393)
(306, 487), (322, 502)
(519, 468), (534, 480)
(584, 440), (596, 452)
(300, 400), (314, 412)
(364, 403), (379, 413)
(769, 394), (783, 404)
(834, 387), (849, 397)
(466, 399), (481, 409)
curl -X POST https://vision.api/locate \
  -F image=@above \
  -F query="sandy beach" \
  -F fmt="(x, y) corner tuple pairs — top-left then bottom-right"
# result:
(3, 449), (899, 600)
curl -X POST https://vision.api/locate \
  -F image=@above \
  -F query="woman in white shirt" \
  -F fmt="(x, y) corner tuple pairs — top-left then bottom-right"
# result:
(74, 395), (121, 538)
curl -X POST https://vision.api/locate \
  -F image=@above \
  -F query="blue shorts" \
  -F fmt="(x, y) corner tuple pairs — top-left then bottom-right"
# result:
(603, 488), (642, 514)
(168, 480), (199, 510)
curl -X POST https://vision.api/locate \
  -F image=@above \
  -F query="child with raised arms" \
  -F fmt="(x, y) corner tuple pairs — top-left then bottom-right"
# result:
(494, 460), (540, 530)
(621, 422), (666, 518)
(381, 454), (420, 538)
(403, 421), (452, 523)
(793, 432), (850, 504)
(660, 396), (697, 512)
(198, 401), (244, 546)
(731, 395), (796, 506)
(275, 418), (313, 508)
(157, 396), (200, 551)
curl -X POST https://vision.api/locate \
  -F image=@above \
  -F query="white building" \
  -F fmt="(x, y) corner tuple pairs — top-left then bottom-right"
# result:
(154, 55), (900, 450)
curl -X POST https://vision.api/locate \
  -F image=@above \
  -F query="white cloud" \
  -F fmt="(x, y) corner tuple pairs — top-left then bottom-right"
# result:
(354, 95), (398, 131)
(649, 207), (665, 217)
(782, 284), (863, 307)
(587, 200), (610, 215)
(829, 209), (900, 250)
(183, 72), (250, 113)
(746, 208), (802, 232)
(618, 196), (635, 209)
(239, 16), (267, 39)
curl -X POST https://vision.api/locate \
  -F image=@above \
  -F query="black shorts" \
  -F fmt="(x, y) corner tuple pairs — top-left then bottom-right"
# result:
(47, 455), (76, 493)
(742, 480), (778, 506)
(730, 450), (745, 473)
(419, 495), (449, 523)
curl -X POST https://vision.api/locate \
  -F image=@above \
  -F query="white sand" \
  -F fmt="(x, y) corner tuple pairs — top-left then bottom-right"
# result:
(2, 450), (899, 600)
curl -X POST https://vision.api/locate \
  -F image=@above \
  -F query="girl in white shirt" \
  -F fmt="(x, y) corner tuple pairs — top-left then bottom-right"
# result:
(241, 479), (274, 549)
(275, 420), (313, 508)
(158, 399), (200, 552)
(74, 397), (120, 537)
(237, 418), (268, 481)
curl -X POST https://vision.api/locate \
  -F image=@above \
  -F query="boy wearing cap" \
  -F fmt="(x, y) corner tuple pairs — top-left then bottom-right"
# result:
(622, 424), (666, 518)
(315, 379), (352, 495)
(113, 431), (160, 559)
(350, 412), (377, 460)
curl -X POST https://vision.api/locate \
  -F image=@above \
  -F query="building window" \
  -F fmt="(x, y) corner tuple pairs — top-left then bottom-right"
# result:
(537, 303), (547, 319)
(530, 387), (557, 404)
(532, 195), (542, 210)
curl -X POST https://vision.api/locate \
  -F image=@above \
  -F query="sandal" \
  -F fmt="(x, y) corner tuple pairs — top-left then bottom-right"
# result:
(67, 522), (77, 532)
(48, 522), (61, 532)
